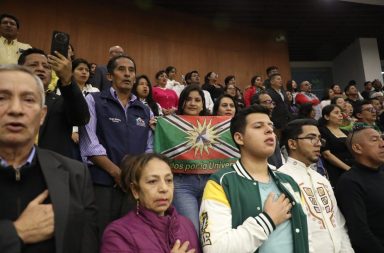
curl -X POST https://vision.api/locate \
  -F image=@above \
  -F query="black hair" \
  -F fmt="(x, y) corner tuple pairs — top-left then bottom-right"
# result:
(298, 103), (314, 119)
(72, 58), (90, 72)
(250, 91), (269, 105)
(184, 72), (192, 85)
(330, 96), (344, 105)
(353, 100), (371, 118)
(165, 66), (176, 76)
(224, 75), (235, 86)
(280, 118), (318, 153)
(212, 94), (238, 116)
(133, 75), (160, 116)
(318, 104), (342, 127)
(286, 80), (297, 92)
(18, 48), (47, 65)
(230, 105), (270, 149)
(251, 75), (261, 86)
(364, 81), (372, 86)
(177, 84), (209, 116)
(266, 66), (279, 76)
(107, 55), (136, 74)
(204, 72), (214, 84)
(344, 83), (356, 94)
(269, 73), (281, 82)
(0, 13), (20, 29)
(155, 70), (166, 80)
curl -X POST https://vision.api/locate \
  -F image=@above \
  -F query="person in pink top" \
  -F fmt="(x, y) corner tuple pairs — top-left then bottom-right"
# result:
(153, 70), (179, 115)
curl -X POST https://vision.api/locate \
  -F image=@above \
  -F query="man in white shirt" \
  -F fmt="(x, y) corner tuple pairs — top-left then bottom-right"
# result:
(279, 119), (354, 253)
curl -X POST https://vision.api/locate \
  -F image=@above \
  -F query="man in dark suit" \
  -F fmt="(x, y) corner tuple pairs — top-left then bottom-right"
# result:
(0, 65), (98, 253)
(18, 48), (90, 159)
(266, 73), (291, 139)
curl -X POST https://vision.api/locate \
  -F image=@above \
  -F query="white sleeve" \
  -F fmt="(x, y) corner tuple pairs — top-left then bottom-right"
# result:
(200, 180), (274, 253)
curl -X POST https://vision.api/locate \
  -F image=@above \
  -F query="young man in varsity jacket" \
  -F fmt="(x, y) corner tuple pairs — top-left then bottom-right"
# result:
(199, 105), (309, 253)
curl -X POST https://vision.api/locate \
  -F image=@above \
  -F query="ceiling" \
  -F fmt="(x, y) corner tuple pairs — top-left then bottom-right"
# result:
(136, 0), (384, 61)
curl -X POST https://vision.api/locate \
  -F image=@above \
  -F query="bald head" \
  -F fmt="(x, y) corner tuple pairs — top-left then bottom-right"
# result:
(109, 45), (124, 59)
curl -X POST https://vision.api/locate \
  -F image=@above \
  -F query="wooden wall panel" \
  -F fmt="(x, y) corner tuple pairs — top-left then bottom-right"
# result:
(1, 0), (291, 89)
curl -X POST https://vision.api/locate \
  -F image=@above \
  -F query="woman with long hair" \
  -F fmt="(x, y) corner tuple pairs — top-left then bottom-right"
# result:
(133, 75), (162, 116)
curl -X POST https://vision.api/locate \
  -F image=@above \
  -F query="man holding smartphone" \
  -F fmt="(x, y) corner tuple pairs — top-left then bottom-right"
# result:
(18, 47), (90, 159)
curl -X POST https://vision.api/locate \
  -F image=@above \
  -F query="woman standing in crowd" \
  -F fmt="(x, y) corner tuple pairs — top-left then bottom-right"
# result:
(243, 75), (263, 107)
(101, 153), (200, 253)
(331, 83), (343, 96)
(320, 87), (336, 108)
(318, 105), (354, 187)
(212, 94), (237, 117)
(286, 90), (299, 119)
(153, 70), (179, 115)
(224, 82), (245, 109)
(165, 66), (184, 97)
(71, 58), (99, 159)
(133, 75), (162, 116)
(173, 84), (210, 232)
(286, 79), (299, 103)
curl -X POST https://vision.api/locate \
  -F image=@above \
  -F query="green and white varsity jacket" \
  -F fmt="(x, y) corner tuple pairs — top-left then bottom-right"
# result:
(199, 160), (309, 253)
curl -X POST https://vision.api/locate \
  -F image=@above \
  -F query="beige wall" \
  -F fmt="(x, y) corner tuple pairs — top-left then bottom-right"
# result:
(1, 0), (291, 89)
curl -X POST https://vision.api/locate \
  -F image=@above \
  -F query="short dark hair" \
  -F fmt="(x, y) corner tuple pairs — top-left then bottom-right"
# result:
(344, 83), (356, 94)
(250, 91), (269, 105)
(230, 105), (269, 149)
(353, 100), (371, 118)
(107, 55), (136, 74)
(212, 94), (238, 116)
(120, 153), (171, 199)
(270, 73), (281, 82)
(71, 58), (90, 72)
(280, 118), (318, 154)
(177, 84), (209, 116)
(165, 66), (176, 75)
(330, 96), (344, 105)
(204, 72), (214, 84)
(155, 70), (166, 80)
(0, 13), (20, 29)
(266, 66), (278, 76)
(18, 48), (47, 65)
(224, 75), (235, 86)
(298, 103), (314, 119)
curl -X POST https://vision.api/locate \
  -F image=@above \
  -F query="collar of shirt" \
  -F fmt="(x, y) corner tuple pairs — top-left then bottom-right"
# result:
(286, 157), (316, 172)
(109, 86), (137, 107)
(1, 36), (17, 45)
(0, 146), (36, 168)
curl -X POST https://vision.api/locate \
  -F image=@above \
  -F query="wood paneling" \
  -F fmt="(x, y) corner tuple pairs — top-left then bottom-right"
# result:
(1, 0), (291, 89)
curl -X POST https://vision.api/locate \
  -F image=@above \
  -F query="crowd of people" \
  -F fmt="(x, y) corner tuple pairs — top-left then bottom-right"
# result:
(1, 13), (384, 253)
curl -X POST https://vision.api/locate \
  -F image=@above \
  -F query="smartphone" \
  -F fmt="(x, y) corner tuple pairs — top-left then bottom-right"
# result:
(50, 30), (70, 57)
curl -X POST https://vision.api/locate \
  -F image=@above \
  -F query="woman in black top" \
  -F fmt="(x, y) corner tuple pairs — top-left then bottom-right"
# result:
(319, 104), (354, 187)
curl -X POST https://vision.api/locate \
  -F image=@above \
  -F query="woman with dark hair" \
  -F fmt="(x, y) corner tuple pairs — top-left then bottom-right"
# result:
(212, 94), (237, 117)
(286, 80), (298, 103)
(177, 84), (209, 116)
(318, 104), (354, 188)
(133, 75), (162, 116)
(298, 102), (316, 119)
(202, 71), (224, 101)
(165, 66), (184, 97)
(152, 70), (179, 115)
(173, 84), (210, 232)
(224, 83), (245, 109)
(320, 88), (336, 108)
(101, 153), (200, 253)
(244, 75), (263, 107)
(330, 84), (342, 96)
(71, 58), (99, 159)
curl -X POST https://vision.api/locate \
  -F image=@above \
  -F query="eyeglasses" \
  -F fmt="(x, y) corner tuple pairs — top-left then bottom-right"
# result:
(261, 99), (276, 105)
(295, 136), (326, 147)
(361, 107), (376, 113)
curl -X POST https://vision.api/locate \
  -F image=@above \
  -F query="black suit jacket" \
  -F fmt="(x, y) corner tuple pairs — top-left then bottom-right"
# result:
(39, 80), (90, 158)
(266, 87), (291, 129)
(0, 148), (98, 253)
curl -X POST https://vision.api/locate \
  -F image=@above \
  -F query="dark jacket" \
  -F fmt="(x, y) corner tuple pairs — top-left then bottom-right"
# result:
(267, 87), (291, 129)
(39, 80), (90, 158)
(0, 148), (98, 253)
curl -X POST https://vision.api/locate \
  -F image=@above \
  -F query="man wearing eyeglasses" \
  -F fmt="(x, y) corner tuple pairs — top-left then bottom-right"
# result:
(279, 119), (354, 253)
(336, 125), (384, 253)
(353, 100), (380, 132)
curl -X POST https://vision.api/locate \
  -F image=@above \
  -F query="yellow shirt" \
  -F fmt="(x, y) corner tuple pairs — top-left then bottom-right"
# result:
(0, 36), (31, 64)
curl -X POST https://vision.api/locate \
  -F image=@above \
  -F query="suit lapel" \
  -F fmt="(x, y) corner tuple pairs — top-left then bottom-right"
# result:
(37, 148), (69, 253)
